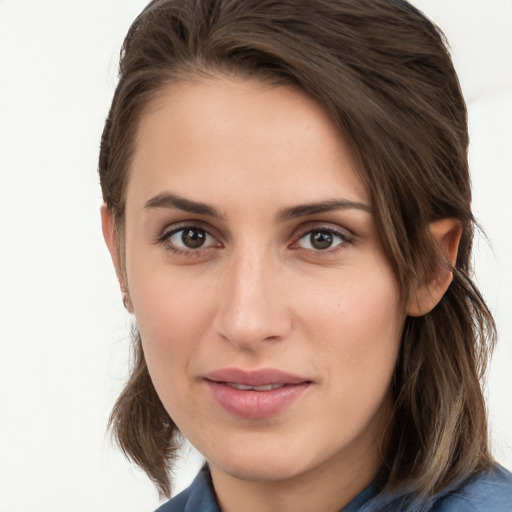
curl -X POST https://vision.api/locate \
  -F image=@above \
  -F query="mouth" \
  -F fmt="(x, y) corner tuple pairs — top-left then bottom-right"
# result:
(205, 367), (310, 387)
(204, 368), (312, 419)
(223, 382), (287, 391)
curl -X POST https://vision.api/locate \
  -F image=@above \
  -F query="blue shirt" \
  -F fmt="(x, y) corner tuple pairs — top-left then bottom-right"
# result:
(155, 464), (512, 511)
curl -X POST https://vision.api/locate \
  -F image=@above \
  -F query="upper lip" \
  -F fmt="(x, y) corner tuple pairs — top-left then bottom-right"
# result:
(205, 368), (310, 386)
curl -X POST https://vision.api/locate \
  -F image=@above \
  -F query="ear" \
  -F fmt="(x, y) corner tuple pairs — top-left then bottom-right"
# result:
(101, 204), (121, 275)
(406, 218), (462, 317)
(101, 204), (133, 312)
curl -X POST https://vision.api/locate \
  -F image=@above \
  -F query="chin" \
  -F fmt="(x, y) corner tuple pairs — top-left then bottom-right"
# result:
(214, 458), (305, 483)
(205, 439), (316, 483)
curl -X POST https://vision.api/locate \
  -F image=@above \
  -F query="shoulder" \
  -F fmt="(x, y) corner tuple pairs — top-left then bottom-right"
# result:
(432, 465), (512, 512)
(154, 467), (220, 512)
(357, 465), (512, 512)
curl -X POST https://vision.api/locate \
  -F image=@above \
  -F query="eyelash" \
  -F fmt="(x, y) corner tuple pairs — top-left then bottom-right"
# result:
(157, 224), (221, 257)
(292, 226), (352, 253)
(156, 224), (353, 257)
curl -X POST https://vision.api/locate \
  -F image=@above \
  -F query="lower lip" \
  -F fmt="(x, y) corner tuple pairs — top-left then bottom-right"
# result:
(206, 381), (311, 419)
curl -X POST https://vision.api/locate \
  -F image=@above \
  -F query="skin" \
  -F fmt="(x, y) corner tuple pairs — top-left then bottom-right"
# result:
(102, 76), (459, 512)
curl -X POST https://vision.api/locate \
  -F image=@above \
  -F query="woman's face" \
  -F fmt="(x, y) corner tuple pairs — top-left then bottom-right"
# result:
(119, 77), (406, 488)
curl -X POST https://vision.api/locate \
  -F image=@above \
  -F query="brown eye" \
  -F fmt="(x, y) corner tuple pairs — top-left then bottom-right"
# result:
(310, 231), (333, 249)
(166, 227), (217, 251)
(181, 228), (207, 248)
(297, 229), (348, 251)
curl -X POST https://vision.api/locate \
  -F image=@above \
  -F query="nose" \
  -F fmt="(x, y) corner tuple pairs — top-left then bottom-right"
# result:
(213, 248), (292, 351)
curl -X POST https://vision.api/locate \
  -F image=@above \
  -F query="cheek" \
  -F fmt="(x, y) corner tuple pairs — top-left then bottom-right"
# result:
(301, 264), (402, 340)
(130, 276), (216, 428)
(126, 259), (215, 387)
(299, 264), (403, 390)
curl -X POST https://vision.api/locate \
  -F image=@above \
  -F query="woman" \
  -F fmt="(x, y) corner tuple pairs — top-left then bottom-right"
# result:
(99, 0), (512, 510)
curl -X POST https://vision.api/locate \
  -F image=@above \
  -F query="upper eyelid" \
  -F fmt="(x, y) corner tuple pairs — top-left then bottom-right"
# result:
(295, 228), (351, 245)
(293, 222), (354, 240)
(158, 221), (218, 240)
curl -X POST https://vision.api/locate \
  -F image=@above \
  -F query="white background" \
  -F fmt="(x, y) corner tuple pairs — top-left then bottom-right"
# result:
(0, 1), (511, 510)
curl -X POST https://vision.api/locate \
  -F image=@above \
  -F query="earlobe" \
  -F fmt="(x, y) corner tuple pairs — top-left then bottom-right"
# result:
(406, 218), (462, 317)
(101, 204), (133, 312)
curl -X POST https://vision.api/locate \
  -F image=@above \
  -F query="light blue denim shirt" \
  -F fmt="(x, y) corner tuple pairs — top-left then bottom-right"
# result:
(156, 464), (512, 512)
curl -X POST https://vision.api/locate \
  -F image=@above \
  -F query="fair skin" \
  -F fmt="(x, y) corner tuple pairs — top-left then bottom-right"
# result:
(102, 76), (459, 512)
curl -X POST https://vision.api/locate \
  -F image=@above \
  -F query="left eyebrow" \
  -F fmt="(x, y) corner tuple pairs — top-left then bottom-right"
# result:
(278, 199), (372, 221)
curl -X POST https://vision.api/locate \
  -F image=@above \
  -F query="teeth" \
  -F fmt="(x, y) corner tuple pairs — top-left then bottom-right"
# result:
(226, 382), (286, 391)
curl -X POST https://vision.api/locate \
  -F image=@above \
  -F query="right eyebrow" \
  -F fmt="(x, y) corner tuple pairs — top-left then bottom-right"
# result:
(144, 192), (225, 219)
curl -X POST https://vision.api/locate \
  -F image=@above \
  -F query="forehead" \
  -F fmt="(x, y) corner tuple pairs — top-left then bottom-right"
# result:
(127, 76), (368, 210)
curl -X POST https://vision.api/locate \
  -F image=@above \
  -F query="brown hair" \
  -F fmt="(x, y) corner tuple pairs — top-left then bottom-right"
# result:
(99, 0), (496, 504)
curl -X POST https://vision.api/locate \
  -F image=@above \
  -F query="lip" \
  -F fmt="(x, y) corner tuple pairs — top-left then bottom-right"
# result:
(204, 368), (312, 419)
